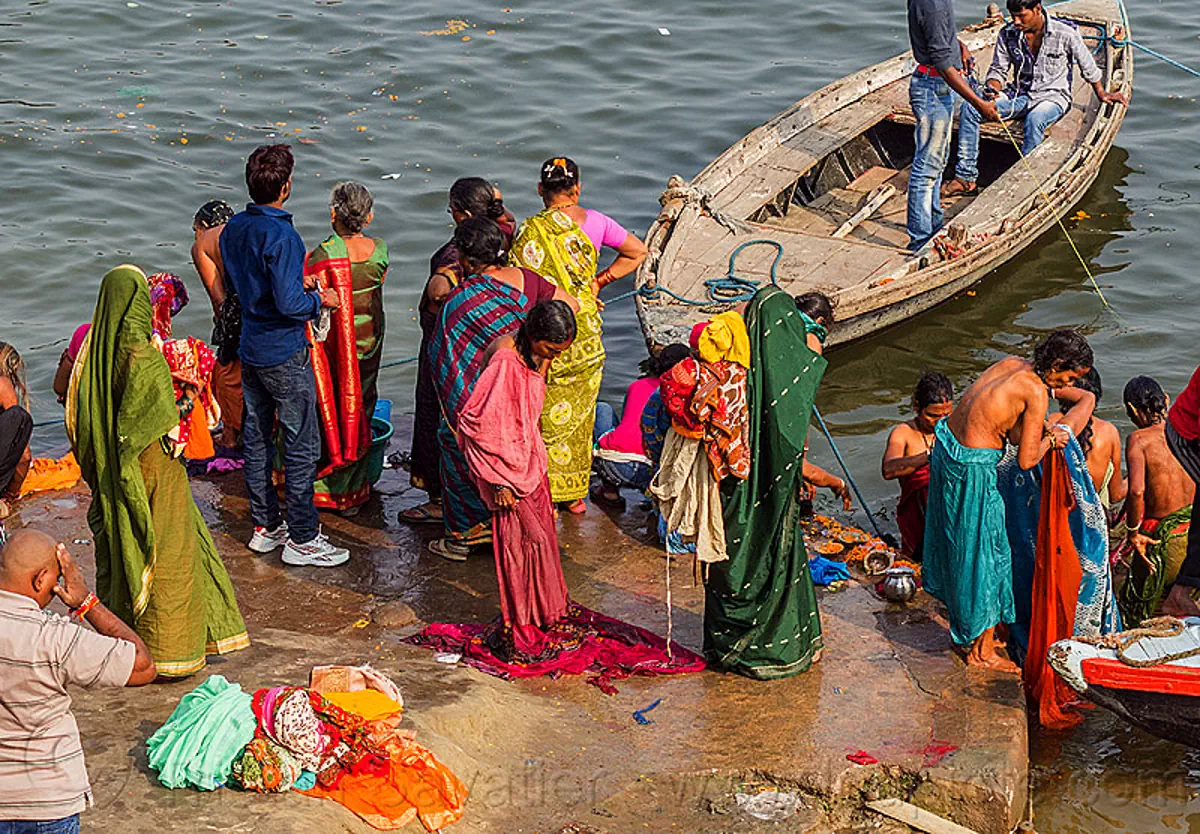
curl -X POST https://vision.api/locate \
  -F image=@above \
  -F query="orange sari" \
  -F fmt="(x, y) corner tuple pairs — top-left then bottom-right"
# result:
(306, 235), (368, 478)
(1026, 449), (1087, 729)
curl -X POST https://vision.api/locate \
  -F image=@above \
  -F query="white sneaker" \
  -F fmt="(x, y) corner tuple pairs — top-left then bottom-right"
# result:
(248, 522), (289, 553)
(282, 533), (350, 568)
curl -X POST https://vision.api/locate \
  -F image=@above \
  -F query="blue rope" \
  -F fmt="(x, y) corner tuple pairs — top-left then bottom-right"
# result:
(811, 406), (884, 539)
(1077, 12), (1200, 80)
(608, 237), (784, 307)
(1114, 37), (1200, 80)
(377, 355), (420, 370)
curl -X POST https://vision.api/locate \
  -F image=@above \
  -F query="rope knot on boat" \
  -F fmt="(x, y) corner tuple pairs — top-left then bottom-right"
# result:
(1075, 616), (1200, 667)
(657, 175), (754, 236)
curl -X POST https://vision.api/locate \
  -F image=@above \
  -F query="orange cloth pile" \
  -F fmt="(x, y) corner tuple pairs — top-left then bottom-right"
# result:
(1025, 450), (1087, 729)
(302, 666), (467, 831)
(19, 452), (82, 497)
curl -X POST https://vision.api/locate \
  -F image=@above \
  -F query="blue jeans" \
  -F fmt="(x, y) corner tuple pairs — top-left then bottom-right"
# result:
(906, 72), (957, 251)
(241, 346), (319, 544)
(592, 402), (652, 492)
(0, 815), (80, 834)
(955, 91), (1065, 183)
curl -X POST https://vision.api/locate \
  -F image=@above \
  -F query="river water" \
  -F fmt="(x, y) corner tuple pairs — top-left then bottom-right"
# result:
(3, 0), (1199, 828)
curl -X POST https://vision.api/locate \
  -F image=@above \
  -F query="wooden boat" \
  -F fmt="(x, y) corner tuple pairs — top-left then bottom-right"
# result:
(1048, 618), (1200, 748)
(635, 0), (1132, 349)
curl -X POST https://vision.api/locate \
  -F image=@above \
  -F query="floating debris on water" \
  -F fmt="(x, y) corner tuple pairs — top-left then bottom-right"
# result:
(421, 19), (469, 37)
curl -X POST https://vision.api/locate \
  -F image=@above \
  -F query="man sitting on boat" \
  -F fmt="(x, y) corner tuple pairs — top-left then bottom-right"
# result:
(943, 0), (1129, 198)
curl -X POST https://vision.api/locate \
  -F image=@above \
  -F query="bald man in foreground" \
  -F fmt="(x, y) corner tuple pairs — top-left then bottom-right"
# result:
(0, 529), (155, 831)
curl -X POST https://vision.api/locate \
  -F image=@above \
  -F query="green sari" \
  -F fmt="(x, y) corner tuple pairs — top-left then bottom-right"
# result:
(509, 209), (603, 503)
(705, 286), (827, 679)
(69, 265), (248, 677)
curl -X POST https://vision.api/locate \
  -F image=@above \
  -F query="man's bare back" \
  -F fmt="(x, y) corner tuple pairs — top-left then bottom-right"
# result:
(947, 357), (1052, 469)
(191, 224), (226, 315)
(1127, 423), (1195, 521)
(929, 332), (1093, 674)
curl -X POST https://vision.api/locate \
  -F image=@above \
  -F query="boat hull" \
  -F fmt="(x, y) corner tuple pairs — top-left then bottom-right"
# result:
(635, 0), (1133, 350)
(1048, 617), (1200, 749)
(1085, 684), (1200, 749)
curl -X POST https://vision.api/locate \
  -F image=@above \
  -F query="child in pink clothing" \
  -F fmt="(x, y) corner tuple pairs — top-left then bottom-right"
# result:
(591, 345), (691, 511)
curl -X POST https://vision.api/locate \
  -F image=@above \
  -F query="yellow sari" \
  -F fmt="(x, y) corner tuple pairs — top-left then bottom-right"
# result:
(509, 209), (603, 503)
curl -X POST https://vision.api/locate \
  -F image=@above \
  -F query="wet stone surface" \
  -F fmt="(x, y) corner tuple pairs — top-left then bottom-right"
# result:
(3, 435), (1027, 833)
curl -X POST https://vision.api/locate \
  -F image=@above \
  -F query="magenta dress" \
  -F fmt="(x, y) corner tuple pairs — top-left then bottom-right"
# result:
(405, 349), (706, 692)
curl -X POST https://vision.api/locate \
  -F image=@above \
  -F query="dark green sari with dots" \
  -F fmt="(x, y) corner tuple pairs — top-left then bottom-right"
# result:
(704, 286), (827, 679)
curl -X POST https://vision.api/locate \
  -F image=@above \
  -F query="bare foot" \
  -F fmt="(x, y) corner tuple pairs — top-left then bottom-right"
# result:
(1162, 585), (1200, 618)
(966, 652), (1022, 674)
(966, 628), (1022, 675)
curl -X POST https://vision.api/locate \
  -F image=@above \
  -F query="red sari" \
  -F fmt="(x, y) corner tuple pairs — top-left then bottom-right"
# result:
(302, 236), (371, 509)
(897, 464), (930, 560)
(458, 349), (569, 648)
(407, 349), (705, 692)
(1026, 450), (1087, 729)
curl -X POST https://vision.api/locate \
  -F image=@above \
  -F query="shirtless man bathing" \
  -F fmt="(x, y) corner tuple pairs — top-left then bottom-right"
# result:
(923, 330), (1094, 672)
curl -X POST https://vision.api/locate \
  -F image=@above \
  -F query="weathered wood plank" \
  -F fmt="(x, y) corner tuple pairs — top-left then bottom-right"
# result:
(714, 82), (911, 220)
(866, 798), (982, 834)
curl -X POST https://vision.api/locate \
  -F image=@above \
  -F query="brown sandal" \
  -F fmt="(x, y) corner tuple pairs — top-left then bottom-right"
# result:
(940, 178), (978, 198)
(398, 502), (443, 524)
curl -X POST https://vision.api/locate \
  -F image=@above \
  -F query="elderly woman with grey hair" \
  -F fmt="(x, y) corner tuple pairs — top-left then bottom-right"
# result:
(303, 181), (389, 513)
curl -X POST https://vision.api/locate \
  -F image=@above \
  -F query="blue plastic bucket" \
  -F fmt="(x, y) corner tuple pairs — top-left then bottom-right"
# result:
(366, 416), (394, 485)
(373, 398), (392, 425)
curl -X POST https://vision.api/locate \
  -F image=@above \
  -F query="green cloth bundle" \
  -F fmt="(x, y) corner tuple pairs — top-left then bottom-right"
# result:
(147, 675), (256, 790)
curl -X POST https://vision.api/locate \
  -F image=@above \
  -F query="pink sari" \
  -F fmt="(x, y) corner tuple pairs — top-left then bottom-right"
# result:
(458, 349), (569, 647)
(408, 349), (705, 692)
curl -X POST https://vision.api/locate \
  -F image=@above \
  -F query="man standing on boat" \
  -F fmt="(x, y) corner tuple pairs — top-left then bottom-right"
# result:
(906, 0), (999, 251)
(942, 0), (1129, 199)
(923, 330), (1093, 671)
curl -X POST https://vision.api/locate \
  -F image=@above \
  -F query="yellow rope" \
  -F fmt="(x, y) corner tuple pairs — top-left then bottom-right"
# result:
(995, 116), (1113, 309)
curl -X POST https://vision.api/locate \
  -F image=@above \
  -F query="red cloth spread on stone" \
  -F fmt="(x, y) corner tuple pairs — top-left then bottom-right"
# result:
(305, 245), (368, 479)
(897, 464), (931, 559)
(405, 603), (705, 694)
(1026, 449), (1086, 729)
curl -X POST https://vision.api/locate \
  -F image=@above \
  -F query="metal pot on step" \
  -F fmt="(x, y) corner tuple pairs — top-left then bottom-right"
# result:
(881, 566), (917, 603)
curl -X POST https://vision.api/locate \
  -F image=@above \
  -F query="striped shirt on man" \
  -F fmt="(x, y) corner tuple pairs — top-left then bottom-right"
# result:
(0, 589), (134, 821)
